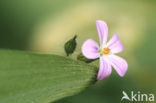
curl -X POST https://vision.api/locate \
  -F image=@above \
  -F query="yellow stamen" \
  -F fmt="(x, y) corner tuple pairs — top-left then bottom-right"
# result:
(102, 47), (110, 54)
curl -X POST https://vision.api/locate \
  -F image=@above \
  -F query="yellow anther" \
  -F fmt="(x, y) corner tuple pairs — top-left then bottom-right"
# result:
(102, 47), (110, 54)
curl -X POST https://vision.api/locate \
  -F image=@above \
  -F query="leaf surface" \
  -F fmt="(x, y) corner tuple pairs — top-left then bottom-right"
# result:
(0, 50), (97, 103)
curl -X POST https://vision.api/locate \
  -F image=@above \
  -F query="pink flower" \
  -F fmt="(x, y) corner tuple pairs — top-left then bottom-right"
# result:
(82, 20), (128, 80)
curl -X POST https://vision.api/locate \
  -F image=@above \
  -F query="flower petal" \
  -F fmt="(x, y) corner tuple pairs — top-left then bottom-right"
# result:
(107, 34), (123, 54)
(107, 55), (128, 77)
(82, 39), (100, 59)
(97, 57), (112, 80)
(96, 20), (108, 45)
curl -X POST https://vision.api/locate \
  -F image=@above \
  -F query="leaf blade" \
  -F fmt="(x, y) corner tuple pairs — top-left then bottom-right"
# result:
(0, 50), (97, 103)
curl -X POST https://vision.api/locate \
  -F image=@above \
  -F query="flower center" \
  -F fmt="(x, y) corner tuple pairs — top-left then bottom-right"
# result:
(102, 47), (110, 55)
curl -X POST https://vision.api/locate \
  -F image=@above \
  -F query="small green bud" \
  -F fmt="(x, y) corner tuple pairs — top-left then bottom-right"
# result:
(77, 53), (96, 63)
(64, 35), (77, 56)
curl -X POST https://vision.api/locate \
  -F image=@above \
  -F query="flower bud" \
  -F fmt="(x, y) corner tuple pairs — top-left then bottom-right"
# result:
(64, 35), (77, 56)
(77, 53), (95, 63)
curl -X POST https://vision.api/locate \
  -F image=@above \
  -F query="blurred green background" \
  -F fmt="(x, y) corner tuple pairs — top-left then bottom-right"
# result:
(0, 0), (156, 103)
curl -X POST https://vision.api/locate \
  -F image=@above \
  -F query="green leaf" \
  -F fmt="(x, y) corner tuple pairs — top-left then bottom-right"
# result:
(0, 50), (97, 103)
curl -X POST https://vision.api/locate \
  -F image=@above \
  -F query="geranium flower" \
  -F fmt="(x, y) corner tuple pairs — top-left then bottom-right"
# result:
(82, 20), (128, 80)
